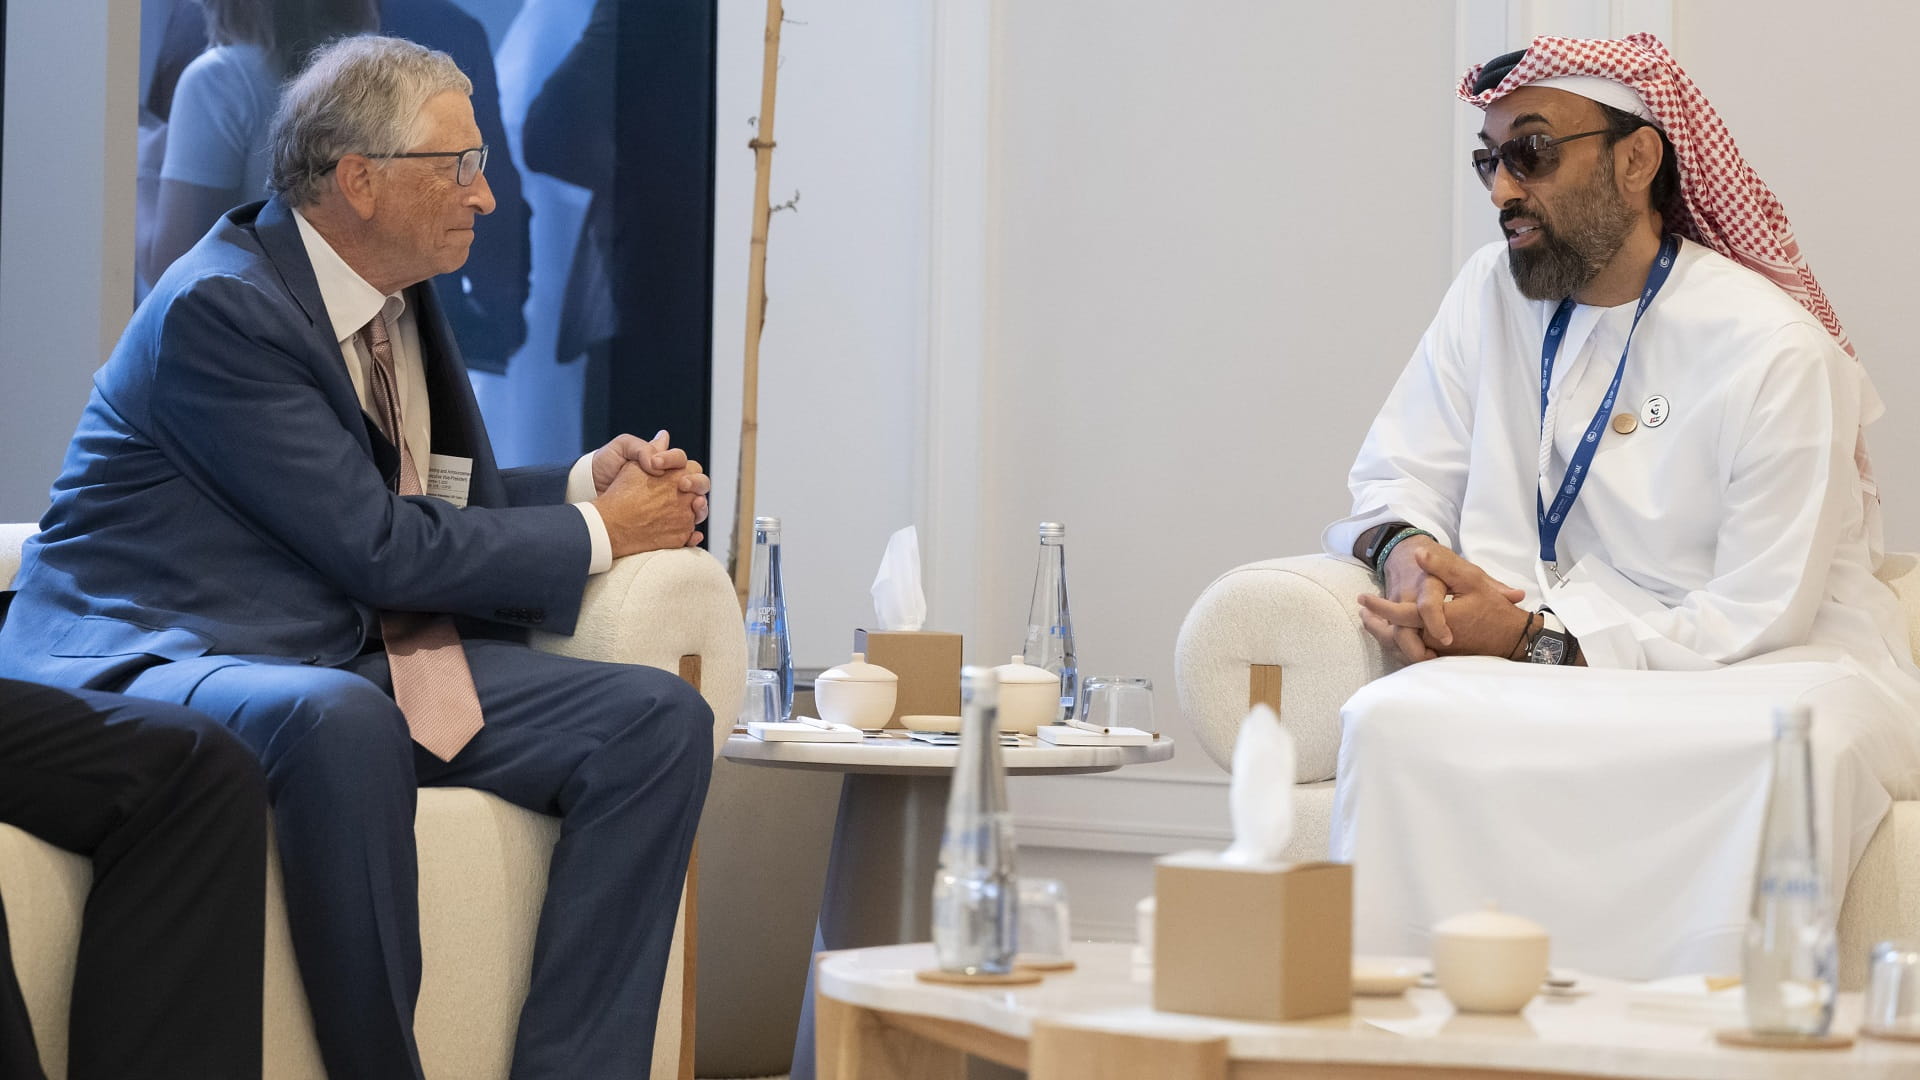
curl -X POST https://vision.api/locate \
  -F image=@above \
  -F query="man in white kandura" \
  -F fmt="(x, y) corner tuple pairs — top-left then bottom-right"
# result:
(1325, 33), (1920, 979)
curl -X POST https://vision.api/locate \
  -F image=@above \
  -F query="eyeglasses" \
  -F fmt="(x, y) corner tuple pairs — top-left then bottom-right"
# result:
(329, 145), (490, 186)
(1471, 130), (1607, 189)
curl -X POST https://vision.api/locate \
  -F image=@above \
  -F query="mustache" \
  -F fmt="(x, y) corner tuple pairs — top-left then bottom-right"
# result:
(1499, 203), (1544, 229)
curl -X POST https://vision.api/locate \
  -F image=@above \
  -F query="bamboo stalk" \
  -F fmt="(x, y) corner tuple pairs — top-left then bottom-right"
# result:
(729, 0), (785, 612)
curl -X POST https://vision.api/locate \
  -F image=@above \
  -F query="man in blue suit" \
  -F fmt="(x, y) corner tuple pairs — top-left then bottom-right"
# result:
(0, 35), (715, 1079)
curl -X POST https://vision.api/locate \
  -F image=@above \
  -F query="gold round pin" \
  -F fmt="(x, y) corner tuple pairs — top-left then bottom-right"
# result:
(1611, 413), (1638, 435)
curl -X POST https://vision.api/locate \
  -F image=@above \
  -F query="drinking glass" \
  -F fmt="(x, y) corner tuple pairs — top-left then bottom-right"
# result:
(739, 670), (782, 729)
(1076, 676), (1155, 732)
(1015, 877), (1073, 971)
(1863, 940), (1920, 1040)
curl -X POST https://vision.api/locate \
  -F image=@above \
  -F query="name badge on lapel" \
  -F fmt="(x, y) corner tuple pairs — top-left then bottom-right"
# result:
(426, 454), (473, 508)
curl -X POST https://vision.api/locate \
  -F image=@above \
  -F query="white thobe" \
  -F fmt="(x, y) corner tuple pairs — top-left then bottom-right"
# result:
(1322, 238), (1920, 979)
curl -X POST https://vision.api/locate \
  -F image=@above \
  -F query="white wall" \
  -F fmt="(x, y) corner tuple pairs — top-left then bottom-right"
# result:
(0, 0), (138, 522)
(1671, 0), (1920, 545)
(982, 0), (1461, 937)
(708, 0), (935, 672)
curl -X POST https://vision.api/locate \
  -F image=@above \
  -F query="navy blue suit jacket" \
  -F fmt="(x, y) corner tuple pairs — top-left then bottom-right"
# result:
(0, 197), (591, 691)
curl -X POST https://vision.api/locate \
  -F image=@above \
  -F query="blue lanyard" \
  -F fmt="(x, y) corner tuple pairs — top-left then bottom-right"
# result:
(1536, 234), (1681, 568)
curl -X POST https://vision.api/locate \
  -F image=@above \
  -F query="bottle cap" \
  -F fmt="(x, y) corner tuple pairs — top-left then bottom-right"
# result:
(754, 516), (782, 529)
(960, 665), (1000, 706)
(1038, 522), (1065, 538)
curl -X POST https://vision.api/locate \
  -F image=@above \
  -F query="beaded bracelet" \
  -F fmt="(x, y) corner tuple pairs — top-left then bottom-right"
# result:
(1371, 526), (1435, 588)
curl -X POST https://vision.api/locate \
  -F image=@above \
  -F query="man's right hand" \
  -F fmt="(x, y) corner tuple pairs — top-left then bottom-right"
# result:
(1357, 538), (1526, 664)
(592, 462), (701, 557)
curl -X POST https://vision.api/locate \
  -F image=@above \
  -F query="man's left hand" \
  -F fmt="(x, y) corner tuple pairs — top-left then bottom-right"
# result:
(591, 430), (689, 494)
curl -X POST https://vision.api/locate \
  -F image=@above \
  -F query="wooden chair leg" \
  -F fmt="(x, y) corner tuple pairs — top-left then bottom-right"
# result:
(676, 653), (702, 1080)
(1249, 663), (1282, 714)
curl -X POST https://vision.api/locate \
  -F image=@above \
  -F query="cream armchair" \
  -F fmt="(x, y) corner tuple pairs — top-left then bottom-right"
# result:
(0, 522), (746, 1079)
(1175, 551), (1920, 989)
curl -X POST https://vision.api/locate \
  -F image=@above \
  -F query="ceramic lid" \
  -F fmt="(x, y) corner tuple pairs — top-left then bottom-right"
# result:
(817, 652), (897, 684)
(1433, 902), (1547, 942)
(995, 655), (1058, 684)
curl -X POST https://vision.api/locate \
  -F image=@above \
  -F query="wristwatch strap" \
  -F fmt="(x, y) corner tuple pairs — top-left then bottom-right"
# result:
(1362, 521), (1415, 570)
(1528, 606), (1576, 665)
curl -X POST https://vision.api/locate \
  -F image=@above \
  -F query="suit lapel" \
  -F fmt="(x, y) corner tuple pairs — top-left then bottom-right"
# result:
(410, 281), (509, 508)
(252, 197), (385, 468)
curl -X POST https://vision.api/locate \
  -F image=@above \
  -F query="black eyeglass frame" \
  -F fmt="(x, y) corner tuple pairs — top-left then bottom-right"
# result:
(324, 144), (490, 186)
(1471, 129), (1607, 189)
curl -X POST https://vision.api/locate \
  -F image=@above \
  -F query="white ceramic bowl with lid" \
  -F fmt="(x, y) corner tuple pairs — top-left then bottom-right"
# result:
(993, 655), (1060, 734)
(1431, 903), (1550, 1013)
(813, 652), (898, 729)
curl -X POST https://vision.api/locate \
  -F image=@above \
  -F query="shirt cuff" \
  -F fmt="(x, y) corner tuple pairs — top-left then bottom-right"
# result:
(568, 454), (612, 575)
(1321, 505), (1456, 565)
(565, 453), (599, 503)
(574, 502), (613, 575)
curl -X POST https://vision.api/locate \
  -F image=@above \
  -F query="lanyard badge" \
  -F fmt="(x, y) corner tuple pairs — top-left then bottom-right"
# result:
(1535, 234), (1681, 578)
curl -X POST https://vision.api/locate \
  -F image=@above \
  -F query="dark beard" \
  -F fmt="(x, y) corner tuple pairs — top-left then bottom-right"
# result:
(1504, 154), (1639, 302)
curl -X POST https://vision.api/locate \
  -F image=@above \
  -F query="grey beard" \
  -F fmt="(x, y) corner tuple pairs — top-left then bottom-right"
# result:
(1505, 169), (1640, 302)
(1507, 231), (1612, 301)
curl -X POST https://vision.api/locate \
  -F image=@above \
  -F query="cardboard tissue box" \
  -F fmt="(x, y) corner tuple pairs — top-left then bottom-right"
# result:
(1152, 852), (1352, 1021)
(1151, 703), (1351, 1022)
(852, 629), (961, 727)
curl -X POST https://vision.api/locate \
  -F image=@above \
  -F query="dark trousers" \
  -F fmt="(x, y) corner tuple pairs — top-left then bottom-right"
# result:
(122, 638), (715, 1080)
(0, 678), (268, 1080)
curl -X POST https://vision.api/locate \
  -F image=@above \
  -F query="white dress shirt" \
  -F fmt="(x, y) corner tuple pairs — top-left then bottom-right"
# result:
(291, 209), (611, 573)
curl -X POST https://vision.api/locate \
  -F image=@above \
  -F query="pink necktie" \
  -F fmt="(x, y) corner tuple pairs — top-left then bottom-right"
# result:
(362, 313), (485, 761)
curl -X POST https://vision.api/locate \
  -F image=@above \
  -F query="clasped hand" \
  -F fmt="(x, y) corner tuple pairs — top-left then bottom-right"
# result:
(590, 430), (711, 556)
(1356, 538), (1531, 664)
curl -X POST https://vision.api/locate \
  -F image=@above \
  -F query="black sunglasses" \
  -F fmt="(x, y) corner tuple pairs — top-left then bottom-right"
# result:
(1471, 129), (1607, 189)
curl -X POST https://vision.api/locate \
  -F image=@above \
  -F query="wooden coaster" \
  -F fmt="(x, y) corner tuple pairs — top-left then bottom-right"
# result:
(1861, 1026), (1920, 1044)
(915, 966), (1044, 986)
(1016, 956), (1077, 973)
(1713, 1028), (1854, 1050)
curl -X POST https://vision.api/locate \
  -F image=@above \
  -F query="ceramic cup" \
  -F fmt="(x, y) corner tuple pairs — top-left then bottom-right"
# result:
(813, 652), (898, 729)
(993, 656), (1060, 734)
(1431, 903), (1550, 1013)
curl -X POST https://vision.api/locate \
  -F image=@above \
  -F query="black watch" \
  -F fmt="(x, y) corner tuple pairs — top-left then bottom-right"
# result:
(1361, 521), (1415, 570)
(1528, 607), (1575, 665)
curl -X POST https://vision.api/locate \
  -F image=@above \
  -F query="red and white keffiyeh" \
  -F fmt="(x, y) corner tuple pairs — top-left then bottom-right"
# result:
(1459, 32), (1852, 359)
(1461, 33), (1883, 544)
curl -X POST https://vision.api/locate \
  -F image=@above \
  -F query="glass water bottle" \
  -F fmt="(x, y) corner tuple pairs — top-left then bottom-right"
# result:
(932, 666), (1019, 975)
(744, 516), (792, 721)
(1742, 705), (1837, 1035)
(1021, 521), (1077, 721)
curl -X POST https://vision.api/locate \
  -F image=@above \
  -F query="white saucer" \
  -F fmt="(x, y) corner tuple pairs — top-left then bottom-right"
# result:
(1352, 960), (1421, 996)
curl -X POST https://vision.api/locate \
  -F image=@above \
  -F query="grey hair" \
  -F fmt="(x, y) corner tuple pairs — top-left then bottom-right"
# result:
(267, 35), (471, 207)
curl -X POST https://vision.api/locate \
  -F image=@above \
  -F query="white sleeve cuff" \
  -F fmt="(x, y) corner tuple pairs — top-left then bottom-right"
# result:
(1321, 504), (1457, 565)
(565, 453), (599, 503)
(574, 502), (613, 575)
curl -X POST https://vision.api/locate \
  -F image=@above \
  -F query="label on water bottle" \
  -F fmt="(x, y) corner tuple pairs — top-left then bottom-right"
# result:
(747, 606), (776, 629)
(1759, 875), (1820, 900)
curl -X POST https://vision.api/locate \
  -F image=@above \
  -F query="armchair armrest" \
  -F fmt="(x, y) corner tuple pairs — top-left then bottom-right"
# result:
(2, 522), (36, 588)
(531, 547), (746, 757)
(1174, 554), (1397, 782)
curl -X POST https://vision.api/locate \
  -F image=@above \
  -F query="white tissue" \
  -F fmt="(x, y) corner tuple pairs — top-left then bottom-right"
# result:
(1220, 704), (1295, 866)
(870, 526), (927, 631)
